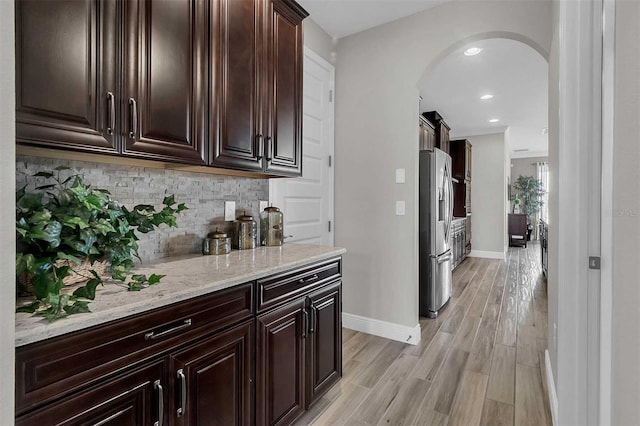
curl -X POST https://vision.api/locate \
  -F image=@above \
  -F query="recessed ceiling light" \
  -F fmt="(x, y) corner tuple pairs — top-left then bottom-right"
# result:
(480, 94), (494, 100)
(464, 47), (482, 56)
(489, 118), (500, 123)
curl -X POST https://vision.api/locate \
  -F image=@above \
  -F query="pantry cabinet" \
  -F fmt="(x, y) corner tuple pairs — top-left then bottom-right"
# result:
(15, 0), (307, 176)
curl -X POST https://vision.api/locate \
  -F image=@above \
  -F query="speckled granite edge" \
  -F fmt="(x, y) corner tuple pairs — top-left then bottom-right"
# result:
(15, 244), (346, 347)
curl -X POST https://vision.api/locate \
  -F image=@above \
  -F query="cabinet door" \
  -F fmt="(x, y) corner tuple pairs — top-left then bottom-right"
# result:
(418, 119), (425, 150)
(16, 0), (118, 153)
(264, 0), (305, 176)
(306, 281), (342, 407)
(122, 0), (207, 164)
(171, 321), (253, 426)
(257, 298), (306, 426)
(16, 360), (167, 426)
(465, 181), (472, 214)
(209, 0), (263, 171)
(439, 125), (450, 154)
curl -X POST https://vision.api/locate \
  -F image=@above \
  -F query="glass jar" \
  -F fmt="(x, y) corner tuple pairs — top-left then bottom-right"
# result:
(260, 206), (284, 246)
(235, 213), (257, 250)
(207, 228), (231, 255)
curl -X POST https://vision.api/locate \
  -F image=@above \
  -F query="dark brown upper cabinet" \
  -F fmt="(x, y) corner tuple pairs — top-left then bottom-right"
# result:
(419, 115), (435, 151)
(122, 0), (208, 164)
(263, 0), (305, 176)
(450, 139), (472, 182)
(16, 0), (118, 154)
(422, 111), (450, 154)
(16, 0), (307, 176)
(209, 0), (307, 176)
(209, 0), (264, 171)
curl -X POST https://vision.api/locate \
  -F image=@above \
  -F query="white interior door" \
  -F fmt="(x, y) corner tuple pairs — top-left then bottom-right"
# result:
(269, 48), (335, 246)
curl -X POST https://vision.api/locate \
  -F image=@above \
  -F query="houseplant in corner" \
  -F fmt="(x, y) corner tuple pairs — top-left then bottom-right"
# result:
(16, 167), (188, 321)
(512, 175), (545, 240)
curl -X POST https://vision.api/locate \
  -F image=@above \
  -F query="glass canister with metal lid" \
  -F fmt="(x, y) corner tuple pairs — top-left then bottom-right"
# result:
(235, 212), (257, 250)
(260, 205), (284, 246)
(207, 228), (231, 255)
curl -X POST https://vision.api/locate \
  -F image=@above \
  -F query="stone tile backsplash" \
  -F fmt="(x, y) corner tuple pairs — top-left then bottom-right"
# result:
(16, 156), (269, 262)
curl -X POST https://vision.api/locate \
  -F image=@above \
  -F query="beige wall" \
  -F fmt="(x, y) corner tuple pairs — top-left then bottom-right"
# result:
(304, 18), (335, 65)
(611, 1), (640, 423)
(0, 0), (15, 421)
(510, 156), (548, 183)
(335, 1), (552, 328)
(467, 133), (508, 256)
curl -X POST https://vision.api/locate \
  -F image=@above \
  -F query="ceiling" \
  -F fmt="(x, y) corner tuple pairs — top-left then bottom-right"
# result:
(419, 38), (548, 157)
(297, 0), (449, 39)
(299, 1), (549, 157)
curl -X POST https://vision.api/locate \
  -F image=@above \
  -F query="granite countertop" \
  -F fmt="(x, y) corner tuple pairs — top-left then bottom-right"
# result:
(15, 243), (346, 347)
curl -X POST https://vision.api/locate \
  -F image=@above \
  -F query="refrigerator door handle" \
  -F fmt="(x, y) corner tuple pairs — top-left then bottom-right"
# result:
(437, 253), (453, 264)
(443, 162), (453, 242)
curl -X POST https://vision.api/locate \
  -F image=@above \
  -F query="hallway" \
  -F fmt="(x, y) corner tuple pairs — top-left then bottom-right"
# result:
(296, 243), (550, 425)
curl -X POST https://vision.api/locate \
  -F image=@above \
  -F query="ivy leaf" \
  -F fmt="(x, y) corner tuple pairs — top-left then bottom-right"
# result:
(148, 274), (164, 285)
(128, 281), (145, 291)
(73, 278), (101, 300)
(16, 301), (41, 314)
(163, 194), (175, 206)
(56, 251), (82, 266)
(61, 216), (90, 229)
(64, 300), (91, 315)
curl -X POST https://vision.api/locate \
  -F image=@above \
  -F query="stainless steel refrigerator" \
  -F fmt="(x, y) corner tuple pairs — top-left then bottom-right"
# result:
(419, 148), (453, 318)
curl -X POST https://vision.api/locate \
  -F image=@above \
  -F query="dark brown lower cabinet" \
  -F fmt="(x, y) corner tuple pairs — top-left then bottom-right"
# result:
(171, 321), (253, 426)
(16, 257), (343, 426)
(16, 360), (167, 426)
(306, 281), (342, 407)
(256, 298), (307, 426)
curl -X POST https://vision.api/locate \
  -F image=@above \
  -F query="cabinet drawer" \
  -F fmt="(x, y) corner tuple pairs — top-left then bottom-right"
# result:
(16, 282), (254, 415)
(257, 257), (341, 313)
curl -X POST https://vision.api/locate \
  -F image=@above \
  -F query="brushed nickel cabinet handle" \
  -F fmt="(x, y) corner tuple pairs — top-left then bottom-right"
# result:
(256, 134), (264, 160)
(106, 92), (115, 135)
(129, 97), (138, 139)
(176, 369), (186, 418)
(154, 379), (164, 426)
(265, 136), (273, 161)
(144, 319), (192, 341)
(310, 305), (317, 334)
(302, 309), (308, 338)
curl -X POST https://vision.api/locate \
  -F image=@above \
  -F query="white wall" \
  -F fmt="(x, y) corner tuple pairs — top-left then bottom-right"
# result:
(335, 1), (551, 330)
(0, 0), (15, 422)
(467, 133), (508, 258)
(304, 18), (335, 65)
(611, 1), (640, 422)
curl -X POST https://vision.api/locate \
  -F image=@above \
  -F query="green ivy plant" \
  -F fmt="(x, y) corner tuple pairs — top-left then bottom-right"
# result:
(16, 167), (188, 321)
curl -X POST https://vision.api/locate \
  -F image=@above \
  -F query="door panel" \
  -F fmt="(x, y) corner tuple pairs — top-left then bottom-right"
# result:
(123, 0), (206, 164)
(306, 281), (341, 406)
(270, 50), (334, 245)
(209, 0), (263, 170)
(172, 321), (253, 426)
(16, 361), (166, 426)
(16, 0), (117, 153)
(265, 0), (303, 176)
(256, 298), (306, 426)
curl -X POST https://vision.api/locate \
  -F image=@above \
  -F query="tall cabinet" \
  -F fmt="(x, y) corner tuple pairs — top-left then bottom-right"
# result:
(450, 139), (473, 256)
(422, 111), (450, 154)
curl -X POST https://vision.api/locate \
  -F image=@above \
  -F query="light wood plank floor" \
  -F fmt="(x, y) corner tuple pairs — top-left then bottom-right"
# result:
(296, 243), (551, 426)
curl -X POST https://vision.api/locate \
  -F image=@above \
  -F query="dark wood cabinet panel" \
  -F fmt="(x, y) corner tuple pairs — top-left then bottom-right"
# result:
(209, 0), (263, 171)
(122, 0), (207, 164)
(16, 0), (118, 153)
(264, 0), (305, 176)
(509, 213), (527, 247)
(16, 360), (167, 426)
(422, 111), (450, 154)
(450, 139), (472, 182)
(306, 281), (342, 407)
(257, 298), (306, 426)
(171, 321), (253, 426)
(419, 116), (435, 151)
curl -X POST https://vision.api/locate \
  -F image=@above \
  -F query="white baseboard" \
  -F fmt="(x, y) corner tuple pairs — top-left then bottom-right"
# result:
(342, 312), (421, 345)
(545, 350), (559, 426)
(469, 249), (506, 260)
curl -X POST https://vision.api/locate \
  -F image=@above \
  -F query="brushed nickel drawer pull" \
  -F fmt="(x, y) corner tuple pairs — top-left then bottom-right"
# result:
(106, 92), (115, 135)
(144, 319), (192, 341)
(298, 274), (319, 284)
(176, 369), (186, 417)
